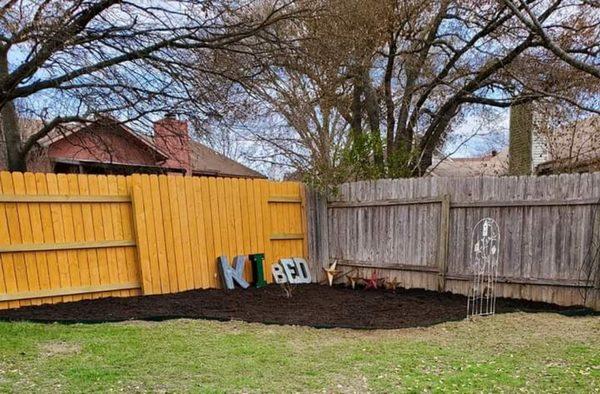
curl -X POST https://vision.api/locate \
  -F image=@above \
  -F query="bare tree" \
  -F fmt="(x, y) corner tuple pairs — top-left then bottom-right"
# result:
(0, 0), (303, 171)
(194, 0), (598, 184)
(362, 0), (570, 176)
(500, 0), (600, 79)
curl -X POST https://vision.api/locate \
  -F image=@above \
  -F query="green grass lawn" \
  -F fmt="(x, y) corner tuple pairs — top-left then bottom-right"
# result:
(0, 312), (598, 393)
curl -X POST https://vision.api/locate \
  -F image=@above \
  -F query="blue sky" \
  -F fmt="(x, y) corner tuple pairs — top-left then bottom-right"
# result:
(446, 109), (509, 157)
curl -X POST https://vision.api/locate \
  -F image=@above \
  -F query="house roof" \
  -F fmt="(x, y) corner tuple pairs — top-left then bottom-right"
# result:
(428, 114), (600, 177)
(18, 117), (264, 179)
(536, 115), (600, 173)
(189, 141), (265, 178)
(135, 128), (264, 178)
(37, 119), (171, 161)
(428, 150), (509, 177)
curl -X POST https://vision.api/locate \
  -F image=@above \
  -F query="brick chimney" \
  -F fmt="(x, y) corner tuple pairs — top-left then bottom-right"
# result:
(508, 101), (533, 176)
(154, 113), (191, 175)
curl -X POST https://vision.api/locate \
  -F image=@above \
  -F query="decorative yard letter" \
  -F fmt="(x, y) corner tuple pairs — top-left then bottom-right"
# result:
(271, 258), (312, 284)
(467, 218), (500, 318)
(292, 258), (311, 284)
(218, 255), (250, 290)
(249, 253), (267, 288)
(271, 263), (288, 284)
(280, 259), (302, 284)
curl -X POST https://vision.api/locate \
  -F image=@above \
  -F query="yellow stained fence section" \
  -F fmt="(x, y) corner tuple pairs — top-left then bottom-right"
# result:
(0, 172), (141, 309)
(0, 172), (307, 308)
(131, 175), (307, 294)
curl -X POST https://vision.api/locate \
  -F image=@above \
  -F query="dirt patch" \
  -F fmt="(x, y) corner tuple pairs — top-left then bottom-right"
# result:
(0, 284), (589, 329)
(39, 341), (81, 357)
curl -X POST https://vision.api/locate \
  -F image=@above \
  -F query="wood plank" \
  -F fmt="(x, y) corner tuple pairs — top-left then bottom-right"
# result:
(450, 198), (599, 208)
(139, 175), (161, 294)
(86, 175), (111, 298)
(328, 197), (444, 208)
(76, 175), (102, 299)
(66, 174), (91, 300)
(15, 173), (41, 305)
(230, 178), (246, 279)
(58, 174), (84, 301)
(176, 176), (194, 291)
(168, 176), (186, 292)
(445, 274), (594, 288)
(0, 240), (138, 254)
(300, 184), (310, 260)
(0, 173), (18, 308)
(117, 175), (139, 297)
(213, 179), (231, 278)
(184, 177), (203, 289)
(106, 175), (127, 297)
(141, 175), (166, 294)
(0, 194), (130, 203)
(3, 172), (31, 307)
(260, 180), (274, 283)
(130, 175), (153, 294)
(36, 173), (63, 304)
(268, 196), (302, 203)
(283, 183), (295, 257)
(336, 260), (439, 273)
(272, 183), (286, 263)
(208, 177), (223, 288)
(200, 177), (218, 288)
(12, 172), (39, 306)
(291, 182), (305, 257)
(222, 178), (236, 267)
(252, 179), (267, 281)
(96, 176), (118, 295)
(245, 179), (259, 255)
(185, 178), (206, 289)
(238, 178), (253, 280)
(158, 175), (177, 292)
(24, 174), (50, 305)
(0, 282), (141, 302)
(437, 194), (451, 291)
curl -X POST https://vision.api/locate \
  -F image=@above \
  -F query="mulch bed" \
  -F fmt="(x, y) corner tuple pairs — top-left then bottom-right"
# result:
(0, 284), (588, 329)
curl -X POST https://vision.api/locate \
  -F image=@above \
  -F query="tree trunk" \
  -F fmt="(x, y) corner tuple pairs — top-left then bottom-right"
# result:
(394, 66), (417, 155)
(414, 103), (459, 176)
(361, 71), (383, 170)
(384, 33), (397, 158)
(0, 51), (26, 172)
(350, 71), (363, 137)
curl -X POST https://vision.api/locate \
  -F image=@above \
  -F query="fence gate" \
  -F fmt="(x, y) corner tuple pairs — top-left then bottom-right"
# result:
(130, 175), (308, 295)
(0, 172), (141, 310)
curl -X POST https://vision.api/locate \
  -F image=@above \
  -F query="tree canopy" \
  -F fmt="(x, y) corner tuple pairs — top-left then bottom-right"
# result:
(0, 0), (598, 182)
(0, 0), (302, 170)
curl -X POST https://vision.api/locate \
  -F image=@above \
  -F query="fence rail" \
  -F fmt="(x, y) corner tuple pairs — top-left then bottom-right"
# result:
(307, 173), (600, 310)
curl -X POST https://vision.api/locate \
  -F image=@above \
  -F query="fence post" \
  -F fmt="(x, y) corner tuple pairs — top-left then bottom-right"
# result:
(306, 188), (329, 283)
(129, 175), (153, 294)
(437, 194), (451, 291)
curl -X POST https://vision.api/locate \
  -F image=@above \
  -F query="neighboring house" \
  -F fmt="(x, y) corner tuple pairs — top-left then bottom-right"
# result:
(428, 111), (599, 177)
(428, 149), (508, 177)
(534, 115), (600, 175)
(1, 115), (264, 179)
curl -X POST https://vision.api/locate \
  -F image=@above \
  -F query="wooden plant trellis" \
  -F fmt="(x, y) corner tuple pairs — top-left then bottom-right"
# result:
(467, 218), (500, 318)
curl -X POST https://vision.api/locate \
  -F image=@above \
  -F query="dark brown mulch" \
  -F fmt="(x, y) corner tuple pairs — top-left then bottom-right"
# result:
(0, 284), (589, 329)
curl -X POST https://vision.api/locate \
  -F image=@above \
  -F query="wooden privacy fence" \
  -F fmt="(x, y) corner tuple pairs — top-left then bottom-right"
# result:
(307, 173), (600, 310)
(0, 172), (307, 309)
(130, 174), (306, 295)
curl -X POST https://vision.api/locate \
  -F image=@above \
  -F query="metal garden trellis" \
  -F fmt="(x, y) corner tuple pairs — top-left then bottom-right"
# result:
(467, 217), (500, 318)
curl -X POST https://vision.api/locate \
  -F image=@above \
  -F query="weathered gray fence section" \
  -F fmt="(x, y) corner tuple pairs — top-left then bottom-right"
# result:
(307, 173), (600, 310)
